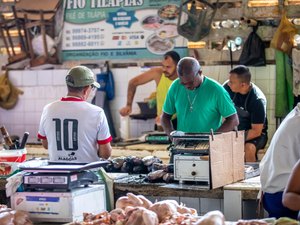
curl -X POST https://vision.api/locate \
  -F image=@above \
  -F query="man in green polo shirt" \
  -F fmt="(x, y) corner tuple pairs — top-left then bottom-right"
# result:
(161, 57), (239, 136)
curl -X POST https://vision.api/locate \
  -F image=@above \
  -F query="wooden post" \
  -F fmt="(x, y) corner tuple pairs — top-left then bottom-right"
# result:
(24, 14), (35, 60)
(40, 10), (49, 60)
(0, 16), (12, 58)
(12, 5), (26, 52)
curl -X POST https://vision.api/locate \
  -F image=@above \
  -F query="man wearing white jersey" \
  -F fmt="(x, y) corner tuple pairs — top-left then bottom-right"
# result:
(38, 66), (112, 163)
(260, 103), (300, 219)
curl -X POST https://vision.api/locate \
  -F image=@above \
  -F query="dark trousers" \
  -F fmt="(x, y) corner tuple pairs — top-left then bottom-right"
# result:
(263, 192), (299, 219)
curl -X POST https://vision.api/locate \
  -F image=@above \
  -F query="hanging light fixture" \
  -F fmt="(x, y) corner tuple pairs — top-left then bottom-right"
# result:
(248, 0), (278, 7)
(177, 0), (219, 42)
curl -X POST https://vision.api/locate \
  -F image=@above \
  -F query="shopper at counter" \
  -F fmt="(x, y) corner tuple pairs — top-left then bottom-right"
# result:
(282, 159), (300, 212)
(260, 103), (300, 219)
(119, 51), (180, 127)
(37, 66), (112, 163)
(223, 65), (268, 162)
(161, 57), (239, 136)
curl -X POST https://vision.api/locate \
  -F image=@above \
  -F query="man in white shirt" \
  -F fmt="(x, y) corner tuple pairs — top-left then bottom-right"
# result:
(260, 103), (300, 219)
(38, 66), (112, 163)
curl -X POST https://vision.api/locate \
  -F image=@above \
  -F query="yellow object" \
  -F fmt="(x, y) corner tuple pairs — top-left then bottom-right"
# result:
(0, 72), (23, 110)
(156, 73), (174, 116)
(275, 217), (299, 225)
(271, 11), (298, 55)
(145, 91), (156, 101)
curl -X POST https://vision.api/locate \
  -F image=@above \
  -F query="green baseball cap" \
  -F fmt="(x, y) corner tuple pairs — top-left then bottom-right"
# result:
(66, 66), (100, 88)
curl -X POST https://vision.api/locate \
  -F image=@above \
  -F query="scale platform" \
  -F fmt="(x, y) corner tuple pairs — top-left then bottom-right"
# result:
(19, 160), (109, 191)
(19, 160), (109, 173)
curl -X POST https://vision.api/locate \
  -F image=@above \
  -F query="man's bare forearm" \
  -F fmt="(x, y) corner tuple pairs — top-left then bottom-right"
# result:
(161, 113), (174, 137)
(126, 82), (137, 107)
(217, 114), (239, 132)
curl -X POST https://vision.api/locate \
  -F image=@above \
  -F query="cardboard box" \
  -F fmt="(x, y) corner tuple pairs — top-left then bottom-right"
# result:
(209, 131), (245, 189)
(173, 131), (245, 189)
(11, 185), (106, 223)
(0, 148), (26, 177)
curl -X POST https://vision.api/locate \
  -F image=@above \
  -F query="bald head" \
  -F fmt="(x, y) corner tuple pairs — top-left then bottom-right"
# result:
(177, 57), (201, 78)
(177, 57), (203, 90)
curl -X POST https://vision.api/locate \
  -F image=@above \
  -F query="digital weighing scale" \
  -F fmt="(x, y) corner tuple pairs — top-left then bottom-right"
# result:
(11, 160), (109, 222)
(19, 160), (109, 191)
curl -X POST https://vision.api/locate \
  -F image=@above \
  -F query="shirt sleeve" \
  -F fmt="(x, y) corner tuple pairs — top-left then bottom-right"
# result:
(251, 99), (266, 124)
(37, 107), (47, 139)
(217, 86), (237, 118)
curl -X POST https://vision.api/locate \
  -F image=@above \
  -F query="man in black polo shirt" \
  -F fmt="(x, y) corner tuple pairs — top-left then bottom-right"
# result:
(223, 65), (268, 162)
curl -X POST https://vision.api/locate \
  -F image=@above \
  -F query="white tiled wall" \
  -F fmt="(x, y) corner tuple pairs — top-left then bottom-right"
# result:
(145, 195), (258, 219)
(0, 65), (276, 143)
(0, 68), (100, 143)
(110, 67), (156, 139)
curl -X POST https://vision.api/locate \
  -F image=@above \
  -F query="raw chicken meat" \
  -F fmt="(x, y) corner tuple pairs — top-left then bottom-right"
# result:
(125, 207), (158, 225)
(149, 200), (178, 222)
(0, 211), (14, 225)
(12, 210), (33, 225)
(193, 210), (225, 225)
(137, 195), (153, 209)
(0, 206), (33, 225)
(110, 208), (126, 222)
(177, 204), (197, 215)
(115, 193), (144, 209)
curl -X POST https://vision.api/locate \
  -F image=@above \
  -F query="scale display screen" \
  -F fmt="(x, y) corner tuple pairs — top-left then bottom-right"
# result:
(23, 170), (98, 190)
(54, 177), (67, 184)
(28, 177), (39, 184)
(41, 177), (53, 184)
(25, 176), (68, 185)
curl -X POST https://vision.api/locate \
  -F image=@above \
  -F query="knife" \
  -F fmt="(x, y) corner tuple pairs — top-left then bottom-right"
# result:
(19, 132), (29, 149)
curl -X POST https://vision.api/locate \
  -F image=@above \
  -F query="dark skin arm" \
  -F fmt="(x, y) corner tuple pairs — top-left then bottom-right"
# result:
(216, 113), (239, 132)
(162, 110), (238, 140)
(282, 160), (300, 211)
(161, 112), (174, 137)
(162, 112), (239, 136)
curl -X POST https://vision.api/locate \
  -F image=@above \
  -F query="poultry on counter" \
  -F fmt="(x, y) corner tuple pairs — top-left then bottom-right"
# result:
(70, 193), (299, 225)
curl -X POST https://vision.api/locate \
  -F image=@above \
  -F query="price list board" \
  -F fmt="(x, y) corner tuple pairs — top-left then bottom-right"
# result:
(62, 0), (188, 60)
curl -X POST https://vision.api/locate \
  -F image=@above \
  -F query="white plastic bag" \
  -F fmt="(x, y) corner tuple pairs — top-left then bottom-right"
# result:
(31, 34), (56, 56)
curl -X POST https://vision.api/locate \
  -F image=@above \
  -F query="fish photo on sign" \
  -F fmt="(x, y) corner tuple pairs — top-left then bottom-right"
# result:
(156, 23), (178, 39)
(141, 15), (164, 30)
(158, 4), (180, 20)
(146, 34), (174, 55)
